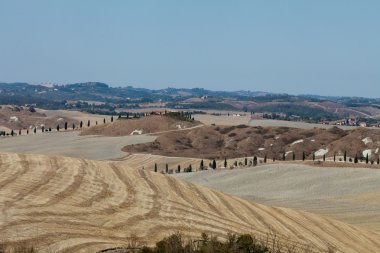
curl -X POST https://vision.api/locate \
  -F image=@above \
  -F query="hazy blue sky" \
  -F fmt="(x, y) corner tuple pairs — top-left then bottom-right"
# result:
(0, 1), (379, 97)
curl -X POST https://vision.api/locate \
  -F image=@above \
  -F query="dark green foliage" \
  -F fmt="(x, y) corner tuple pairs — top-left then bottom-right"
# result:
(313, 153), (315, 161)
(80, 121), (83, 128)
(166, 164), (169, 173)
(334, 154), (336, 162)
(139, 232), (269, 253)
(200, 160), (204, 170)
(253, 156), (258, 166)
(56, 125), (60, 131)
(212, 159), (217, 169)
(64, 122), (68, 130)
(34, 127), (36, 134)
(11, 130), (14, 136)
(323, 154), (325, 161)
(177, 165), (181, 173)
(72, 123), (75, 130)
(244, 157), (247, 166)
(264, 155), (267, 163)
(19, 129), (21, 135)
(103, 118), (106, 124)
(344, 151), (347, 162)
(282, 153), (286, 161)
(302, 152), (305, 161)
(87, 120), (90, 127)
(354, 155), (358, 164)
(292, 152), (295, 161)
(154, 163), (157, 172)
(111, 116), (114, 122)
(366, 154), (369, 164)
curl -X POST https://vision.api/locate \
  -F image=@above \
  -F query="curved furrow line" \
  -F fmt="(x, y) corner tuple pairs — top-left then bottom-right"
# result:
(110, 169), (161, 230)
(0, 154), (29, 190)
(41, 159), (87, 206)
(164, 176), (198, 208)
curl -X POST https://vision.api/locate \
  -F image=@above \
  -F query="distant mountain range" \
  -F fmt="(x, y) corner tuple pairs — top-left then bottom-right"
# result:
(0, 82), (379, 122)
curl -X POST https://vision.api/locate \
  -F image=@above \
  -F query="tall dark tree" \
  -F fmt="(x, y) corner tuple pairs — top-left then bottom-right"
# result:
(11, 130), (14, 136)
(200, 160), (204, 170)
(234, 160), (238, 167)
(72, 123), (75, 130)
(283, 153), (286, 161)
(253, 156), (258, 166)
(34, 127), (36, 134)
(96, 121), (98, 125)
(111, 116), (114, 122)
(212, 159), (217, 169)
(118, 114), (121, 119)
(292, 152), (295, 161)
(177, 164), (181, 173)
(27, 129), (29, 135)
(87, 120), (90, 127)
(344, 151), (347, 162)
(273, 156), (275, 162)
(80, 121), (83, 129)
(323, 154), (326, 161)
(19, 129), (21, 135)
(354, 154), (358, 163)
(302, 152), (306, 161)
(64, 122), (68, 130)
(103, 118), (106, 124)
(56, 125), (60, 132)
(313, 153), (315, 161)
(42, 126), (45, 132)
(244, 157), (247, 166)
(264, 155), (267, 163)
(377, 157), (380, 165)
(165, 164), (169, 173)
(366, 154), (369, 164)
(224, 158), (227, 168)
(334, 154), (336, 162)
(188, 164), (192, 172)
(154, 163), (157, 172)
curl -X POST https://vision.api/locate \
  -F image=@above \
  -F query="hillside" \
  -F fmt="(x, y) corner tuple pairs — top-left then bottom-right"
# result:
(1, 153), (380, 252)
(123, 125), (380, 160)
(81, 115), (200, 136)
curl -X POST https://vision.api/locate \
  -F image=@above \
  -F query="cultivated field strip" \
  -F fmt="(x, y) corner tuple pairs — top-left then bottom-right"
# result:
(0, 153), (380, 252)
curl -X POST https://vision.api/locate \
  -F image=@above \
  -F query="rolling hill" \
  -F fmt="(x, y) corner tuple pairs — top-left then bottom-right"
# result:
(1, 153), (380, 252)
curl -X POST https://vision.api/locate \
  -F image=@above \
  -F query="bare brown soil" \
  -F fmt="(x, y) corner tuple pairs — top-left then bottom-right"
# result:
(1, 152), (380, 253)
(0, 106), (79, 131)
(81, 115), (200, 136)
(123, 125), (380, 160)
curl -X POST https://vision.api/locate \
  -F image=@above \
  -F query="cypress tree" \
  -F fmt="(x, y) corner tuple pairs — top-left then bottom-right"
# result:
(57, 125), (60, 132)
(42, 126), (45, 132)
(244, 157), (247, 166)
(366, 154), (369, 164)
(234, 160), (238, 167)
(19, 129), (21, 135)
(49, 127), (51, 132)
(96, 121), (98, 125)
(313, 153), (315, 161)
(224, 158), (227, 168)
(177, 164), (181, 173)
(111, 116), (114, 122)
(34, 127), (36, 134)
(377, 157), (380, 165)
(302, 152), (306, 161)
(80, 121), (83, 128)
(72, 123), (75, 130)
(27, 129), (29, 135)
(292, 152), (295, 161)
(344, 151), (347, 162)
(11, 130), (14, 136)
(323, 154), (326, 161)
(165, 164), (168, 173)
(334, 154), (336, 162)
(154, 163), (157, 172)
(283, 153), (286, 161)
(264, 155), (267, 163)
(253, 156), (258, 166)
(64, 122), (68, 130)
(200, 159), (204, 170)
(103, 118), (106, 124)
(87, 120), (90, 127)
(273, 156), (275, 162)
(354, 154), (358, 163)
(188, 164), (192, 172)
(212, 159), (217, 169)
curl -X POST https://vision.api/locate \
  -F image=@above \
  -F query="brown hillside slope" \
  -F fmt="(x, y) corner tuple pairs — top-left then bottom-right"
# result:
(123, 125), (380, 160)
(80, 115), (200, 136)
(1, 153), (380, 252)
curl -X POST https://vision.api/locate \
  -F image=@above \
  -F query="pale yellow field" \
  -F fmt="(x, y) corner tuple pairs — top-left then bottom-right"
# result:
(1, 153), (380, 252)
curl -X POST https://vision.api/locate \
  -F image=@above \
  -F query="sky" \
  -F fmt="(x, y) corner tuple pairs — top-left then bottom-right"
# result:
(0, 1), (379, 97)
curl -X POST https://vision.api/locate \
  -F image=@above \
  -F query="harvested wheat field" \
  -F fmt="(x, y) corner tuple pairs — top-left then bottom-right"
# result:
(175, 164), (380, 232)
(1, 153), (380, 252)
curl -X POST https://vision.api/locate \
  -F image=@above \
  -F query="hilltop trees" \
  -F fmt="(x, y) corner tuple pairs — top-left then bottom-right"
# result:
(154, 163), (157, 172)
(366, 154), (369, 164)
(344, 151), (347, 162)
(42, 126), (45, 132)
(34, 127), (36, 134)
(224, 158), (227, 168)
(19, 129), (21, 135)
(56, 125), (60, 131)
(292, 152), (295, 161)
(312, 153), (315, 161)
(212, 159), (217, 169)
(80, 121), (83, 129)
(177, 164), (181, 173)
(103, 118), (106, 124)
(87, 120), (90, 127)
(111, 116), (114, 122)
(253, 156), (258, 166)
(72, 123), (75, 130)
(64, 122), (68, 130)
(264, 155), (267, 163)
(354, 154), (358, 163)
(200, 160), (204, 170)
(302, 152), (306, 161)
